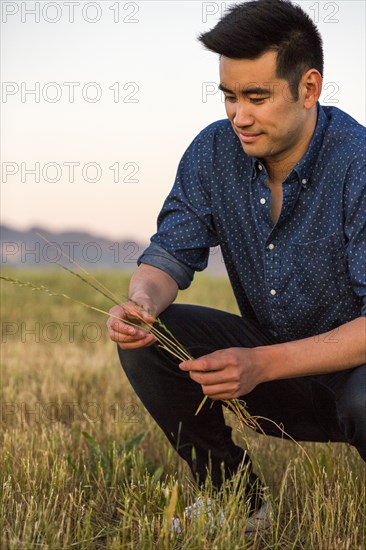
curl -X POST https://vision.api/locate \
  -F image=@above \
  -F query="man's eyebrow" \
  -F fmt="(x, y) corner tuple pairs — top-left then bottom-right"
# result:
(218, 83), (272, 95)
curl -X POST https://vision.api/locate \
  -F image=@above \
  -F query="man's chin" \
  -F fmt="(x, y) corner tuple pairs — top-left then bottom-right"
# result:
(240, 143), (264, 157)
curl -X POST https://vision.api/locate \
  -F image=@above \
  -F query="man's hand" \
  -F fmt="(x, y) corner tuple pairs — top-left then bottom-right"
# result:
(179, 347), (263, 400)
(107, 301), (157, 350)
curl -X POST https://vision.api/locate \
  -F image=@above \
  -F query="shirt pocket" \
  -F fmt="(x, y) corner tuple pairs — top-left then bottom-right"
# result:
(292, 233), (350, 306)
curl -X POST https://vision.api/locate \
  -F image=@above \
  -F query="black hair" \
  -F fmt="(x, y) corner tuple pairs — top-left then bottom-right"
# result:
(197, 0), (323, 100)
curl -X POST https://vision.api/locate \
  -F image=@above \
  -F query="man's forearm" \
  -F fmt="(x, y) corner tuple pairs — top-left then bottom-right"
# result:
(256, 317), (366, 383)
(128, 263), (179, 317)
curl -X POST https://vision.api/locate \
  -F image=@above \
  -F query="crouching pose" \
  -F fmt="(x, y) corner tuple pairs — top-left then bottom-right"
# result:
(107, 0), (366, 533)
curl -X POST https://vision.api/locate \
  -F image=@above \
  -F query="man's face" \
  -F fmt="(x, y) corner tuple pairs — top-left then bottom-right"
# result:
(220, 52), (308, 166)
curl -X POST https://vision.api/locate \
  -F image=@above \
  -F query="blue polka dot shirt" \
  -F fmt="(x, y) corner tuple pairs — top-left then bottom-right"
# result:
(138, 104), (366, 342)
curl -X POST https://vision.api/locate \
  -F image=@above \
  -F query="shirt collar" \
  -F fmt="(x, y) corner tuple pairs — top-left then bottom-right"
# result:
(251, 103), (328, 186)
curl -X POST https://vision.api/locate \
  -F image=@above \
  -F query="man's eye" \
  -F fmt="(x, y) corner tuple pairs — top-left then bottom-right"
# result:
(249, 97), (266, 104)
(224, 96), (236, 103)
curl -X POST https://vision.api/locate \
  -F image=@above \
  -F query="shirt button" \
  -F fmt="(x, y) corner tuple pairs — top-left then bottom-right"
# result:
(260, 198), (266, 205)
(301, 178), (307, 185)
(268, 243), (275, 250)
(270, 289), (277, 296)
(258, 164), (263, 171)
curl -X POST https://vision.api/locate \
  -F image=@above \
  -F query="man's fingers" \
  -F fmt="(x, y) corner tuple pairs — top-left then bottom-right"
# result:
(117, 333), (157, 350)
(189, 370), (221, 385)
(110, 327), (155, 344)
(189, 368), (235, 387)
(129, 307), (156, 324)
(109, 329), (140, 344)
(109, 322), (149, 338)
(107, 305), (154, 336)
(107, 301), (156, 350)
(201, 382), (238, 400)
(179, 350), (229, 372)
(119, 303), (156, 324)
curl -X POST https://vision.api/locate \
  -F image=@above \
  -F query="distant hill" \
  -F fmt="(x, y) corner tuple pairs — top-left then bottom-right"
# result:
(0, 225), (228, 276)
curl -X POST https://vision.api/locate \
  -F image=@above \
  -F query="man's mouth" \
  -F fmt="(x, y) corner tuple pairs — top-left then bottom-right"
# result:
(237, 132), (262, 144)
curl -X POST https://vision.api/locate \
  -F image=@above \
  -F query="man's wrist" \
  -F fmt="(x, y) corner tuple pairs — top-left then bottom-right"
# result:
(252, 343), (288, 384)
(127, 293), (157, 317)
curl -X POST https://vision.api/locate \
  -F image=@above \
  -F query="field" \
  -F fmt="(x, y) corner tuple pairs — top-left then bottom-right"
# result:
(1, 270), (365, 549)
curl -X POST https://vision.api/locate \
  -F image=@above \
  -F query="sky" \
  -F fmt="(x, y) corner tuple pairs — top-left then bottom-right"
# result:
(1, 0), (365, 241)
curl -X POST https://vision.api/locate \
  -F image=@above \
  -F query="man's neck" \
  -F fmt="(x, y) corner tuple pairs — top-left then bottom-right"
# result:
(264, 109), (318, 185)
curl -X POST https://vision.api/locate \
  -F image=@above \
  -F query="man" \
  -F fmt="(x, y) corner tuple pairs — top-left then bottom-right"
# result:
(107, 0), (366, 533)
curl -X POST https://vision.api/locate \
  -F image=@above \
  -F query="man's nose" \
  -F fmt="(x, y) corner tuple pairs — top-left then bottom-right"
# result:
(233, 102), (254, 127)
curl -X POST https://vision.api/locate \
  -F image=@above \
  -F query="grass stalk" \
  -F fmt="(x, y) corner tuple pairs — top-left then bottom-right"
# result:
(36, 232), (123, 305)
(1, 270), (365, 548)
(0, 265), (322, 473)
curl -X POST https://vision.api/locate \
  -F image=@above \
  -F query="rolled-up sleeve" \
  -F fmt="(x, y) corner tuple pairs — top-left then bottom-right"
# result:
(137, 242), (194, 290)
(138, 126), (220, 289)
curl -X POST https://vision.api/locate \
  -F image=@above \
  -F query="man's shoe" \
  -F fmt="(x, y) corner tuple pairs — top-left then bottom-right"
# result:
(244, 500), (272, 533)
(170, 496), (272, 535)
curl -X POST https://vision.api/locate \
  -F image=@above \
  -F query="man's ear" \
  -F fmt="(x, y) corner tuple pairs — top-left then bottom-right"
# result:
(300, 69), (322, 109)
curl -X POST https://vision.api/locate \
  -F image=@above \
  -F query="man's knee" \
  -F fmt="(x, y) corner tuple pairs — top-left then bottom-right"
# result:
(339, 392), (366, 428)
(117, 343), (156, 376)
(338, 366), (366, 429)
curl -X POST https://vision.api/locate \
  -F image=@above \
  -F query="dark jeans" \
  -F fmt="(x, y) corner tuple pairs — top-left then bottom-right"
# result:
(117, 304), (366, 492)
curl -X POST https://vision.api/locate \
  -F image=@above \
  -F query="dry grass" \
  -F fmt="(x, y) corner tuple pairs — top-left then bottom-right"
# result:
(1, 269), (365, 549)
